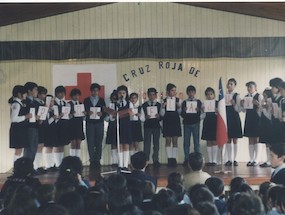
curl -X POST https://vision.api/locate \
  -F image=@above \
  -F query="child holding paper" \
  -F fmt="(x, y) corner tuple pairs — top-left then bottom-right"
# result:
(33, 86), (48, 173)
(224, 78), (243, 167)
(140, 88), (161, 168)
(161, 83), (182, 167)
(241, 81), (263, 166)
(258, 89), (273, 168)
(116, 85), (133, 169)
(105, 90), (119, 167)
(201, 87), (218, 166)
(180, 85), (202, 167)
(129, 92), (143, 156)
(9, 85), (32, 163)
(67, 88), (85, 158)
(83, 83), (106, 169)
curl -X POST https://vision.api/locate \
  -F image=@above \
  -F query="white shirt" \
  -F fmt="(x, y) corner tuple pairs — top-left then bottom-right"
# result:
(54, 97), (65, 106)
(10, 98), (26, 123)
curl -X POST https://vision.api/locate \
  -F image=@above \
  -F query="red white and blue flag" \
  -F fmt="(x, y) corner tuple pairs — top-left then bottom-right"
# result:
(216, 77), (228, 147)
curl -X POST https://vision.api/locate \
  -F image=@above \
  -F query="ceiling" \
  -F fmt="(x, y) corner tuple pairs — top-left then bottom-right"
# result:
(0, 2), (285, 27)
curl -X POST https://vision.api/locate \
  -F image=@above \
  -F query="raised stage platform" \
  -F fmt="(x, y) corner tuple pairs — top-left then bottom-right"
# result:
(0, 162), (272, 190)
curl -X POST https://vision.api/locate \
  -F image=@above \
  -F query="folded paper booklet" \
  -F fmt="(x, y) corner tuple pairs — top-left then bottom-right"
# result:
(147, 106), (158, 119)
(243, 97), (253, 109)
(53, 105), (59, 116)
(131, 108), (138, 121)
(74, 104), (85, 117)
(37, 106), (48, 120)
(45, 96), (52, 108)
(204, 100), (215, 113)
(225, 94), (233, 106)
(186, 101), (197, 113)
(90, 107), (101, 119)
(61, 106), (71, 119)
(166, 98), (176, 111)
(29, 108), (36, 123)
(272, 103), (281, 119)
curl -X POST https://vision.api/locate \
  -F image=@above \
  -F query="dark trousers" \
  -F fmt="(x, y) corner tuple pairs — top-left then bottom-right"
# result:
(86, 122), (104, 162)
(24, 127), (39, 162)
(143, 128), (160, 162)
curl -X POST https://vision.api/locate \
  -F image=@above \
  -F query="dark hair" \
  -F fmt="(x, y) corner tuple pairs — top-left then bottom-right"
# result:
(189, 187), (214, 209)
(13, 157), (34, 177)
(70, 88), (81, 97)
(165, 204), (199, 215)
(55, 85), (66, 95)
(166, 183), (185, 203)
(85, 190), (108, 214)
(7, 193), (38, 215)
(230, 193), (264, 215)
(269, 78), (283, 88)
(151, 189), (177, 213)
(166, 83), (176, 92)
(205, 87), (215, 96)
(276, 187), (285, 213)
(128, 187), (143, 208)
(55, 182), (76, 202)
(229, 177), (246, 195)
(246, 81), (257, 88)
(38, 86), (48, 95)
(228, 78), (237, 86)
(106, 174), (127, 192)
(259, 181), (272, 212)
(9, 85), (26, 104)
(263, 89), (273, 99)
(90, 83), (101, 91)
(167, 172), (183, 185)
(195, 201), (219, 215)
(41, 204), (69, 215)
(59, 156), (83, 176)
(205, 177), (224, 197)
(108, 189), (132, 212)
(36, 184), (55, 205)
(239, 183), (254, 194)
(147, 88), (158, 95)
(110, 90), (118, 100)
(24, 82), (38, 93)
(130, 92), (139, 98)
(186, 85), (196, 93)
(188, 152), (203, 171)
(270, 143), (285, 158)
(279, 82), (285, 90)
(58, 191), (85, 215)
(131, 151), (147, 170)
(268, 185), (282, 208)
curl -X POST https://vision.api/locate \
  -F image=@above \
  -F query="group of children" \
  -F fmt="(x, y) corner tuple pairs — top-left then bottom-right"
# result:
(8, 77), (285, 171)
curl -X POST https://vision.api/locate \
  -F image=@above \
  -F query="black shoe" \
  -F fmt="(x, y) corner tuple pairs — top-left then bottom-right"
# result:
(246, 161), (252, 166)
(183, 160), (189, 168)
(260, 162), (271, 168)
(233, 161), (238, 166)
(172, 158), (177, 167)
(251, 161), (257, 166)
(167, 158), (172, 167)
(36, 167), (47, 175)
(30, 169), (39, 176)
(47, 166), (59, 172)
(205, 162), (212, 166)
(212, 162), (217, 166)
(153, 161), (161, 168)
(225, 161), (232, 166)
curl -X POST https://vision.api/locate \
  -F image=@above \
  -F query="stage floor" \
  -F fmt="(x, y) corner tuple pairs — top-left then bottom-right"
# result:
(0, 162), (272, 190)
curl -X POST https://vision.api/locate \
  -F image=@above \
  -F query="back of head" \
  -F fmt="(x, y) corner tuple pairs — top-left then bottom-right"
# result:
(108, 189), (132, 212)
(229, 177), (246, 195)
(41, 204), (70, 215)
(13, 157), (34, 177)
(85, 190), (108, 213)
(196, 201), (219, 215)
(269, 77), (283, 88)
(239, 183), (254, 194)
(7, 193), (38, 215)
(188, 152), (203, 171)
(131, 151), (147, 170)
(189, 187), (214, 209)
(106, 173), (127, 192)
(151, 189), (177, 213)
(59, 156), (83, 175)
(36, 184), (56, 205)
(166, 183), (185, 203)
(58, 191), (84, 215)
(167, 172), (183, 185)
(205, 177), (224, 197)
(277, 187), (285, 214)
(268, 185), (282, 208)
(55, 182), (76, 202)
(230, 192), (264, 215)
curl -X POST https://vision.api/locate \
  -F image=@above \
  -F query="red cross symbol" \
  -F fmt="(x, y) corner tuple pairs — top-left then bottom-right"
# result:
(65, 73), (105, 102)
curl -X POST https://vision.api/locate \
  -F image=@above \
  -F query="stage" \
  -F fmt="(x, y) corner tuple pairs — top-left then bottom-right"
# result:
(0, 162), (272, 191)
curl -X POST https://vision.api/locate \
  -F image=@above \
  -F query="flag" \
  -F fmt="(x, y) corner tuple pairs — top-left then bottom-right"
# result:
(216, 77), (228, 147)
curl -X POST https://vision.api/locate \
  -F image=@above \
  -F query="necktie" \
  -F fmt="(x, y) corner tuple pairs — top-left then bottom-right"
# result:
(121, 100), (124, 107)
(150, 101), (153, 106)
(60, 100), (63, 106)
(75, 102), (78, 105)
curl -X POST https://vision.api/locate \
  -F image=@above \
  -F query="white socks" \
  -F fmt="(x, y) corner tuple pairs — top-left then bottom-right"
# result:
(226, 143), (232, 161)
(54, 152), (64, 167)
(13, 155), (21, 162)
(45, 153), (54, 168)
(111, 149), (118, 164)
(70, 149), (76, 156)
(75, 149), (81, 158)
(249, 144), (254, 162)
(172, 147), (178, 159)
(233, 144), (238, 161)
(253, 143), (259, 162)
(207, 147), (212, 163)
(212, 145), (218, 164)
(119, 152), (123, 167)
(34, 152), (42, 169)
(166, 147), (172, 158)
(123, 151), (130, 168)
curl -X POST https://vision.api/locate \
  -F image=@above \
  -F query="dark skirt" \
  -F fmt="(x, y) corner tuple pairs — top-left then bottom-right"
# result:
(270, 118), (284, 144)
(38, 121), (49, 143)
(119, 116), (132, 144)
(244, 109), (260, 137)
(69, 117), (85, 141)
(45, 120), (70, 147)
(202, 112), (217, 141)
(258, 113), (272, 144)
(131, 121), (143, 142)
(9, 122), (28, 149)
(162, 111), (181, 137)
(226, 106), (242, 138)
(106, 120), (117, 145)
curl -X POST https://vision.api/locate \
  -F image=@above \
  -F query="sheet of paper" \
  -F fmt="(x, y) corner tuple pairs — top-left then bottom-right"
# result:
(272, 103), (280, 118)
(186, 101), (197, 113)
(225, 94), (233, 106)
(204, 100), (216, 113)
(45, 96), (52, 107)
(29, 108), (36, 123)
(243, 97), (253, 109)
(61, 106), (71, 119)
(53, 105), (59, 116)
(109, 103), (115, 110)
(131, 108), (138, 121)
(147, 106), (158, 119)
(90, 107), (101, 119)
(37, 106), (48, 120)
(74, 104), (85, 117)
(166, 98), (176, 111)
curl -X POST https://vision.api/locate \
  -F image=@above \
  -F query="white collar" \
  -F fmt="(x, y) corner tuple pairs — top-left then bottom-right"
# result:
(55, 97), (64, 104)
(14, 97), (23, 105)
